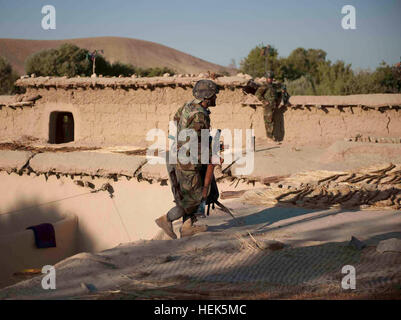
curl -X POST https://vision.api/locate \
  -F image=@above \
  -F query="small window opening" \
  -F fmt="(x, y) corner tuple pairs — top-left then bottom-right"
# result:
(49, 112), (74, 144)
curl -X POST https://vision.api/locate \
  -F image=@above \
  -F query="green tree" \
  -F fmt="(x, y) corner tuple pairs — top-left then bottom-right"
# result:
(284, 76), (316, 95)
(25, 43), (91, 77)
(313, 60), (354, 95)
(25, 43), (175, 78)
(135, 66), (175, 77)
(240, 44), (280, 78)
(280, 48), (328, 81)
(283, 47), (309, 79)
(347, 70), (377, 94)
(108, 62), (136, 77)
(0, 56), (19, 95)
(371, 61), (401, 93)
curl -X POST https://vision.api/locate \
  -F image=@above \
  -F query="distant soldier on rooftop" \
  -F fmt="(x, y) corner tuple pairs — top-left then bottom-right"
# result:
(255, 71), (284, 141)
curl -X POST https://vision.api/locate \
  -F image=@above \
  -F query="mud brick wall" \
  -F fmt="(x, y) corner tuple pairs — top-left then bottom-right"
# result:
(283, 106), (400, 145)
(1, 76), (400, 146)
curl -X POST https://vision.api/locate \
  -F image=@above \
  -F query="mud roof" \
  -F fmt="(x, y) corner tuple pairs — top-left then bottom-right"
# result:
(15, 75), (251, 90)
(14, 75), (401, 108)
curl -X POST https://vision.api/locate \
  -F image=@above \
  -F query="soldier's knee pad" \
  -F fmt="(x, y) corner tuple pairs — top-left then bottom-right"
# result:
(167, 206), (185, 222)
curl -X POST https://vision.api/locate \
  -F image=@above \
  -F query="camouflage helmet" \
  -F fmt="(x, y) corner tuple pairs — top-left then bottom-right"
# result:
(193, 80), (219, 100)
(265, 71), (274, 79)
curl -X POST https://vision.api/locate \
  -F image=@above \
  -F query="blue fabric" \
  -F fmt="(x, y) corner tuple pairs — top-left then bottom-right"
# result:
(26, 223), (56, 249)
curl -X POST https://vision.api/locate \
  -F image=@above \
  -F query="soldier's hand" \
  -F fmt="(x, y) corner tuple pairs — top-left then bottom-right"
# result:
(202, 187), (208, 200)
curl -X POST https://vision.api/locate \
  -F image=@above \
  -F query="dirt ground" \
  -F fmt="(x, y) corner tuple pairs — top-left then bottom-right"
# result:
(91, 281), (401, 300)
(1, 202), (400, 300)
(0, 139), (400, 300)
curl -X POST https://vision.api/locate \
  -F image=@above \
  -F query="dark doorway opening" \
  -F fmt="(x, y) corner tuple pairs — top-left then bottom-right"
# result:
(49, 112), (74, 144)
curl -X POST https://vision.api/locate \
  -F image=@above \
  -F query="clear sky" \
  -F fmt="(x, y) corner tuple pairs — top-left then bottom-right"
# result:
(0, 0), (400, 70)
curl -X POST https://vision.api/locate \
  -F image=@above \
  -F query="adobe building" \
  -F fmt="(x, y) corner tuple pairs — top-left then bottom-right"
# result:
(1, 74), (400, 147)
(1, 74), (401, 289)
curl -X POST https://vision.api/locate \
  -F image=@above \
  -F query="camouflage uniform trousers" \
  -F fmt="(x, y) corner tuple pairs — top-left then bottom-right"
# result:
(263, 103), (276, 139)
(166, 162), (203, 223)
(255, 83), (281, 140)
(175, 168), (203, 221)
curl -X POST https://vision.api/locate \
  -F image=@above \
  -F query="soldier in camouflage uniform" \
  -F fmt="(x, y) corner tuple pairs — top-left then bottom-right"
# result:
(255, 71), (283, 141)
(155, 80), (220, 239)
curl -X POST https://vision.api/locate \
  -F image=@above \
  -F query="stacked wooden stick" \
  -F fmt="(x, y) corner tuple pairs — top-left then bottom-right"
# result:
(275, 164), (401, 210)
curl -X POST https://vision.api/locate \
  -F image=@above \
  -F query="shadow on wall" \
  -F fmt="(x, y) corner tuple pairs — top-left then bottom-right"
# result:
(0, 195), (104, 252)
(272, 106), (287, 142)
(0, 198), (66, 235)
(0, 197), (84, 289)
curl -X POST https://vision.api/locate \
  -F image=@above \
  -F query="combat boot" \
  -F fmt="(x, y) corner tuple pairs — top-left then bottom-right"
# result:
(180, 218), (208, 238)
(155, 215), (177, 239)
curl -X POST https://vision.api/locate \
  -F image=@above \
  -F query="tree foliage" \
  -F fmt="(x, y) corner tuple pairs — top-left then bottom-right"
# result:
(25, 44), (91, 77)
(240, 45), (400, 95)
(0, 56), (19, 95)
(25, 43), (175, 78)
(134, 66), (175, 77)
(240, 44), (280, 78)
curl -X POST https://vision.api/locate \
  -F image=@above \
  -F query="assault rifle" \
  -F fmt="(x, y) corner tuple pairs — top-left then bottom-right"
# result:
(197, 129), (241, 225)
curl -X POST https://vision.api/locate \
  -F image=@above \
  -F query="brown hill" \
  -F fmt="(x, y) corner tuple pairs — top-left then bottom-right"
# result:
(0, 36), (230, 75)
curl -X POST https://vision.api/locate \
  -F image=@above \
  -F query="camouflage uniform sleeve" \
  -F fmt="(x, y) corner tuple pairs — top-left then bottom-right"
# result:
(255, 86), (266, 102)
(173, 105), (185, 123)
(188, 111), (211, 164)
(189, 112), (210, 132)
(263, 85), (277, 105)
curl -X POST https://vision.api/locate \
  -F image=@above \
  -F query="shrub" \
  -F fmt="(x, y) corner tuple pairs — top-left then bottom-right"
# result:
(25, 43), (176, 78)
(25, 43), (91, 77)
(0, 56), (19, 95)
(241, 44), (400, 94)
